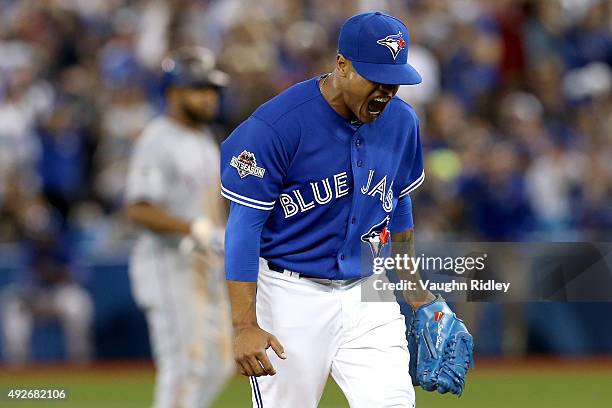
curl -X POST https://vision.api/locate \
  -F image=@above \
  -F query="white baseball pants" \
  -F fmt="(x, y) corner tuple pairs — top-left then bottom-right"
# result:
(130, 243), (233, 408)
(251, 258), (415, 408)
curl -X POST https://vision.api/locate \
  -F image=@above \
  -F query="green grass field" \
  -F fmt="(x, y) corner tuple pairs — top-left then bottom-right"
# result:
(1, 360), (611, 408)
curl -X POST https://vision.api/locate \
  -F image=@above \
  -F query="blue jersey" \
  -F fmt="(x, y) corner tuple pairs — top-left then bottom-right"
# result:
(220, 76), (424, 280)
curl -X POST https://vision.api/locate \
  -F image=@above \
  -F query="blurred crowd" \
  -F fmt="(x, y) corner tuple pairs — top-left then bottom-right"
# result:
(1, 0), (611, 256)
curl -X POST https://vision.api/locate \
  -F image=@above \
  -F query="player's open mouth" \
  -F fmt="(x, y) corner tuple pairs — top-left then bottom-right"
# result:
(367, 96), (390, 116)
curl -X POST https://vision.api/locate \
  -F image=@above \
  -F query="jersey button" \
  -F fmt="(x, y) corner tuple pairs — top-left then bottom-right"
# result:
(355, 139), (362, 147)
(357, 160), (363, 167)
(351, 217), (356, 224)
(340, 254), (345, 260)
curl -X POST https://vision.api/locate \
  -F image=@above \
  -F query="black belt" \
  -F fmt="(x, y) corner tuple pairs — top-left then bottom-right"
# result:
(266, 260), (320, 279)
(266, 260), (285, 273)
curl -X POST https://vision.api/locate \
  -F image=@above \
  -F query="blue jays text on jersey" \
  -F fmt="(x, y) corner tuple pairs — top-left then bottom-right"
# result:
(220, 76), (424, 281)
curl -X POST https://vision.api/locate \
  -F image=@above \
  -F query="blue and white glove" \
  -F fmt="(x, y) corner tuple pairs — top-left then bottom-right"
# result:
(408, 295), (474, 395)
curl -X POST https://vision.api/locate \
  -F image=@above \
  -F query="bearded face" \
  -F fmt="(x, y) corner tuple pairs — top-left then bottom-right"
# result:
(178, 87), (220, 125)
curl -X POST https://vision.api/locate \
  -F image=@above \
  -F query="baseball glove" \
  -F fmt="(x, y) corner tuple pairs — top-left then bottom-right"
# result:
(408, 295), (474, 396)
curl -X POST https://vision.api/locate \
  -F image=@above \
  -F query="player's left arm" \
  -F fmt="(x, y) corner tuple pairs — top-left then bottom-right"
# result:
(390, 109), (431, 307)
(391, 108), (474, 394)
(391, 228), (435, 308)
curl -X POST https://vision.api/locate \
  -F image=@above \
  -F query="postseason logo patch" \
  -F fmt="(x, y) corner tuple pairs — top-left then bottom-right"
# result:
(376, 31), (406, 60)
(230, 150), (266, 179)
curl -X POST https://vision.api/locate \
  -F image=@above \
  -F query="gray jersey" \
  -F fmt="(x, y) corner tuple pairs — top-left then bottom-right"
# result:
(126, 116), (219, 256)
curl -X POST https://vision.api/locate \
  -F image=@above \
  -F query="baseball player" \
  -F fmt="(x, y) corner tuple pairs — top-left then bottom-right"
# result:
(125, 47), (233, 408)
(221, 12), (473, 408)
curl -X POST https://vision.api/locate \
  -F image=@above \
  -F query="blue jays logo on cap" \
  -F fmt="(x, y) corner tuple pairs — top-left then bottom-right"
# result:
(376, 32), (406, 60)
(338, 11), (422, 85)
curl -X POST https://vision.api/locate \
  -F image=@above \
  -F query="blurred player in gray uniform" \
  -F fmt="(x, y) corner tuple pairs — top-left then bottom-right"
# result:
(125, 47), (233, 408)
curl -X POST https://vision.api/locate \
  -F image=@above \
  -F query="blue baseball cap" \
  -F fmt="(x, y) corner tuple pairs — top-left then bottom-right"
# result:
(338, 11), (422, 85)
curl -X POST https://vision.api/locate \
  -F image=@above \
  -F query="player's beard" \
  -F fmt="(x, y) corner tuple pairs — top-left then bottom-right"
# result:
(181, 101), (212, 126)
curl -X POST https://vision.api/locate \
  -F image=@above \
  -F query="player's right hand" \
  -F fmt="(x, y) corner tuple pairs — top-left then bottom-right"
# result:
(234, 325), (286, 377)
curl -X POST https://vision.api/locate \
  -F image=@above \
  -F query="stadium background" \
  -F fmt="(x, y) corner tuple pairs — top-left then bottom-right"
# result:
(0, 0), (611, 407)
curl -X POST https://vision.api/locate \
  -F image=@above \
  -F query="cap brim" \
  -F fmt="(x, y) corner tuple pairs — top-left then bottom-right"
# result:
(352, 60), (422, 85)
(207, 70), (230, 88)
(188, 70), (230, 89)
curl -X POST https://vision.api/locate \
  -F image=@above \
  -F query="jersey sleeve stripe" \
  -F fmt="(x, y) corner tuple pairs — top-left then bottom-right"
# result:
(221, 190), (275, 211)
(221, 185), (276, 206)
(399, 170), (425, 197)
